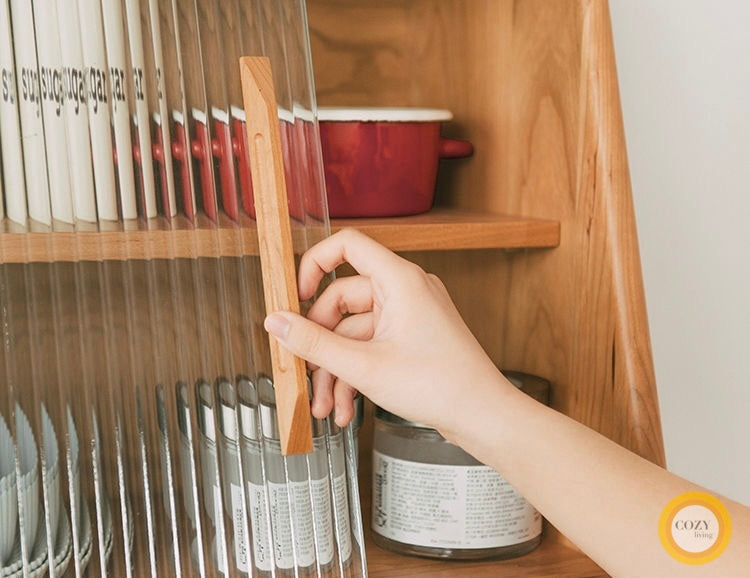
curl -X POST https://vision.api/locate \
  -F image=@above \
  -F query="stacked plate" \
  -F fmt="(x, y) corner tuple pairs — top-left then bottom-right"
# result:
(0, 406), (114, 577)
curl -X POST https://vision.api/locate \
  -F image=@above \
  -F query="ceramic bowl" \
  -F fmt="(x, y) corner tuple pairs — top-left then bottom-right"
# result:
(0, 413), (18, 564)
(318, 107), (474, 217)
(15, 406), (40, 553)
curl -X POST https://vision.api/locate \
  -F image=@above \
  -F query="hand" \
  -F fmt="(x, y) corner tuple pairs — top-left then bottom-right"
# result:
(263, 229), (507, 436)
(271, 236), (750, 578)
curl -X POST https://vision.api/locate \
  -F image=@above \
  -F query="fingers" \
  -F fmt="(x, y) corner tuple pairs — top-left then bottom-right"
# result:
(297, 228), (410, 300)
(309, 307), (374, 422)
(334, 313), (375, 342)
(309, 312), (373, 419)
(307, 275), (375, 330)
(310, 367), (335, 418)
(264, 310), (369, 385)
(310, 369), (357, 427)
(333, 381), (357, 427)
(302, 312), (375, 374)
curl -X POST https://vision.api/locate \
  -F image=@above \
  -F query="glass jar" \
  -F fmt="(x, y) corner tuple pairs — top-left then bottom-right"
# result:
(371, 371), (549, 560)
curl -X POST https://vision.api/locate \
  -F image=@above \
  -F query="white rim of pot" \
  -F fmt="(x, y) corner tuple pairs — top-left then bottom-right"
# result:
(317, 107), (453, 122)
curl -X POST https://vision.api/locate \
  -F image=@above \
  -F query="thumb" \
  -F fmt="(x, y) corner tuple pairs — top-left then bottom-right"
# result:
(264, 311), (366, 380)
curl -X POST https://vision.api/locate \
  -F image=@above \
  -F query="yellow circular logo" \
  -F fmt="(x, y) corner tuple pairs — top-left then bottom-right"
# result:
(658, 491), (731, 565)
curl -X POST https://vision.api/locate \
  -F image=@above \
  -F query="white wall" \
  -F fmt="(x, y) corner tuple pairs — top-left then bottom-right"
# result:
(610, 0), (750, 505)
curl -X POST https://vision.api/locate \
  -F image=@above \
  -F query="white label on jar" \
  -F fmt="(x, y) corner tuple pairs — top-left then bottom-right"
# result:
(247, 481), (272, 572)
(267, 480), (319, 569)
(372, 451), (541, 550)
(310, 477), (334, 566)
(213, 485), (228, 575)
(333, 472), (353, 561)
(230, 483), (248, 572)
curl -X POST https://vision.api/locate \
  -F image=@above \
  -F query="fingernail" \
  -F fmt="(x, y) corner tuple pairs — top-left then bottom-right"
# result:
(264, 313), (291, 340)
(311, 399), (325, 419)
(334, 405), (348, 427)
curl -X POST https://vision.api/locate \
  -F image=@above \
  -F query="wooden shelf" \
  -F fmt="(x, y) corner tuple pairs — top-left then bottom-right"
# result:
(0, 209), (560, 263)
(0, 214), (260, 263)
(363, 535), (606, 578)
(332, 208), (560, 252)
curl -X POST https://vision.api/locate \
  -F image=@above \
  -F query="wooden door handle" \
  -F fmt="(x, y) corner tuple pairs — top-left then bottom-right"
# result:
(240, 56), (312, 455)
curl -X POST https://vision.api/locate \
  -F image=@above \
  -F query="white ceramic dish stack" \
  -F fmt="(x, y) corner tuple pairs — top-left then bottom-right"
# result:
(0, 0), (369, 576)
(0, 405), (121, 577)
(0, 407), (73, 577)
(41, 406), (61, 550)
(0, 415), (18, 566)
(0, 511), (73, 578)
(66, 408), (82, 534)
(64, 406), (114, 574)
(14, 407), (40, 558)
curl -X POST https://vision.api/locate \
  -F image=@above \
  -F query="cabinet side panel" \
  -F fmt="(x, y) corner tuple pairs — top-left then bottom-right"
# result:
(498, 0), (664, 465)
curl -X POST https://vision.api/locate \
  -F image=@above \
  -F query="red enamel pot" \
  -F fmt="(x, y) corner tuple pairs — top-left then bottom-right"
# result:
(318, 107), (473, 218)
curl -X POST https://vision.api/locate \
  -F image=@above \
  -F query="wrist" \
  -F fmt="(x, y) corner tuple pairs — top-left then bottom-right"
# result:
(436, 368), (522, 458)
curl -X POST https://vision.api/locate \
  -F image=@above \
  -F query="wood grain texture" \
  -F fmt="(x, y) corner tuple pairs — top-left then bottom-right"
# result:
(308, 0), (664, 462)
(240, 56), (312, 455)
(332, 209), (560, 251)
(494, 0), (665, 464)
(0, 0), (661, 574)
(0, 211), (558, 262)
(363, 537), (607, 578)
(308, 0), (665, 570)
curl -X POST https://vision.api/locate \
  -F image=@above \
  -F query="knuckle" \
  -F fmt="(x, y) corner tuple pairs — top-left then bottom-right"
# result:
(402, 263), (438, 292)
(336, 227), (360, 244)
(399, 260), (427, 282)
(426, 272), (441, 285)
(426, 272), (449, 294)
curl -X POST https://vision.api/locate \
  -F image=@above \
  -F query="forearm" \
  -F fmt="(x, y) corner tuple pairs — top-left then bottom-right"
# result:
(442, 375), (750, 577)
(280, 230), (749, 576)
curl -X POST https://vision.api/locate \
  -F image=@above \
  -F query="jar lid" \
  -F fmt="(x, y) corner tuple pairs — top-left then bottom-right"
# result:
(217, 379), (239, 443)
(258, 375), (280, 440)
(237, 377), (260, 441)
(197, 380), (217, 444)
(374, 406), (433, 430)
(257, 374), (321, 440)
(352, 393), (365, 431)
(176, 382), (192, 441)
(501, 370), (551, 405)
(260, 402), (280, 440)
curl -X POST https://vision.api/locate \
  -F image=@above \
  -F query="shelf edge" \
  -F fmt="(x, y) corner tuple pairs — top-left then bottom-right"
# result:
(0, 210), (560, 263)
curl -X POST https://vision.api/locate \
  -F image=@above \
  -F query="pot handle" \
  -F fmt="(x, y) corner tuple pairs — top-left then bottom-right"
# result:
(439, 137), (474, 159)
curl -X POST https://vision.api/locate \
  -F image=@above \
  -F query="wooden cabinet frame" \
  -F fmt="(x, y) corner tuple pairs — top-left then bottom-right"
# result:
(307, 1), (664, 575)
(0, 1), (661, 575)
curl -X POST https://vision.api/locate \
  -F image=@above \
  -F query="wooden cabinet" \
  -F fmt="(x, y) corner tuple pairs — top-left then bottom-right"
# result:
(0, 1), (662, 576)
(307, 0), (664, 576)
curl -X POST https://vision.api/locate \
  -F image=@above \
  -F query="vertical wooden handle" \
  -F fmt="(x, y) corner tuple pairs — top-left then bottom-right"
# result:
(240, 56), (312, 455)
